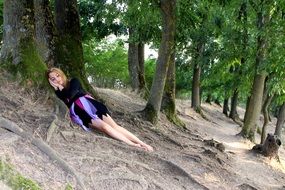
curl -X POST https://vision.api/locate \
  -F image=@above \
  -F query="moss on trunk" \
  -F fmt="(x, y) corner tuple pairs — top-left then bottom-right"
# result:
(4, 38), (47, 87)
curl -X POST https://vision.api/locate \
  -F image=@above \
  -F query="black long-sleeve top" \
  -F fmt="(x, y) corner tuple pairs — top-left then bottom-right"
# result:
(55, 78), (86, 107)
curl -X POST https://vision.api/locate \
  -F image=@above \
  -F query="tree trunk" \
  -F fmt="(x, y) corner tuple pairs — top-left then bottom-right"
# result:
(143, 0), (176, 124)
(0, 0), (46, 84)
(128, 29), (147, 94)
(241, 4), (268, 141)
(274, 102), (285, 138)
(205, 94), (212, 104)
(161, 51), (184, 127)
(241, 72), (267, 141)
(55, 0), (96, 97)
(252, 133), (281, 159)
(138, 43), (147, 92)
(223, 97), (229, 116)
(128, 27), (139, 90)
(229, 89), (239, 120)
(261, 93), (273, 144)
(34, 0), (56, 67)
(191, 62), (201, 110)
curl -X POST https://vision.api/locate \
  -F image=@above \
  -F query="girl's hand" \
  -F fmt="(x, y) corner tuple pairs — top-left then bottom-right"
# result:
(48, 78), (59, 90)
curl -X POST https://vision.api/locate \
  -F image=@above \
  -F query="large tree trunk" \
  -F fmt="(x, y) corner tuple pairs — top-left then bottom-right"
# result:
(161, 51), (184, 127)
(240, 3), (268, 141)
(0, 0), (46, 84)
(143, 0), (176, 124)
(55, 0), (83, 74)
(274, 102), (285, 138)
(241, 72), (267, 141)
(34, 0), (56, 67)
(55, 0), (96, 97)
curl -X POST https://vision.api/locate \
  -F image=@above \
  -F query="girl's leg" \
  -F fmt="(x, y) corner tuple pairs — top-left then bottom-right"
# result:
(90, 119), (142, 148)
(102, 114), (153, 151)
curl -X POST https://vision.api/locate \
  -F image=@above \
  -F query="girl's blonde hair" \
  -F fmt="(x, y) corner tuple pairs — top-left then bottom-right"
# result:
(46, 67), (68, 88)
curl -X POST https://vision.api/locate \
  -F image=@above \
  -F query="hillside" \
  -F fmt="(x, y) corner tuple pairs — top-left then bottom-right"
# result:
(0, 76), (285, 190)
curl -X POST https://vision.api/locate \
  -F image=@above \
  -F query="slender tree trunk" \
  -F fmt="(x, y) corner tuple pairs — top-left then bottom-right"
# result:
(192, 62), (201, 110)
(143, 0), (176, 124)
(205, 94), (211, 104)
(223, 97), (229, 116)
(138, 43), (147, 92)
(0, 0), (46, 84)
(229, 89), (239, 120)
(274, 102), (285, 138)
(128, 29), (147, 93)
(261, 93), (273, 144)
(128, 29), (139, 90)
(34, 0), (56, 67)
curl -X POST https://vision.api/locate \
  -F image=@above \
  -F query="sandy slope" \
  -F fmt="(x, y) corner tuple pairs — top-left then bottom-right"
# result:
(0, 78), (285, 190)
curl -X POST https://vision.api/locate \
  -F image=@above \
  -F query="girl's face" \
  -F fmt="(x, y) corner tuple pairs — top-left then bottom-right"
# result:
(49, 71), (64, 85)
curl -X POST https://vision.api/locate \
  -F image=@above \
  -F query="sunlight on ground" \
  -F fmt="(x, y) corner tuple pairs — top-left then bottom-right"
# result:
(270, 158), (285, 173)
(225, 140), (285, 174)
(224, 141), (253, 153)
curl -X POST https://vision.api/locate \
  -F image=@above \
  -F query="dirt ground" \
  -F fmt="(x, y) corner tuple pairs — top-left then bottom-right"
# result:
(0, 76), (285, 190)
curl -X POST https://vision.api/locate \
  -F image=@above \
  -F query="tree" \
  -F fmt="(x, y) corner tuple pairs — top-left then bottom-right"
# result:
(54, 0), (95, 96)
(275, 102), (285, 138)
(241, 1), (275, 141)
(34, 0), (57, 67)
(143, 0), (176, 124)
(121, 0), (160, 94)
(161, 50), (184, 127)
(0, 0), (46, 84)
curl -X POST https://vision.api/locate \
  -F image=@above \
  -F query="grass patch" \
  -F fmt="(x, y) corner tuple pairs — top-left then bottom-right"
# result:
(0, 158), (41, 190)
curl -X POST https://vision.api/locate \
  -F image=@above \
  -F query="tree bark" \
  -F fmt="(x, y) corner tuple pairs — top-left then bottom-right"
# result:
(240, 3), (269, 141)
(143, 0), (176, 124)
(0, 0), (46, 84)
(252, 133), (281, 159)
(274, 102), (285, 138)
(241, 72), (267, 141)
(128, 29), (140, 90)
(138, 43), (147, 92)
(223, 97), (229, 116)
(128, 28), (147, 93)
(34, 0), (56, 67)
(229, 89), (239, 120)
(161, 51), (184, 127)
(191, 62), (201, 110)
(261, 93), (273, 144)
(54, 0), (97, 97)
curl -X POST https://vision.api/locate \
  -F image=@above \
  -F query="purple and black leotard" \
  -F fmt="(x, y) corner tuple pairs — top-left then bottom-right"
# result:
(55, 78), (109, 131)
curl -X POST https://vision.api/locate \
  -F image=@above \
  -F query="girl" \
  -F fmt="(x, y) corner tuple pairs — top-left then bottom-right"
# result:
(47, 68), (153, 152)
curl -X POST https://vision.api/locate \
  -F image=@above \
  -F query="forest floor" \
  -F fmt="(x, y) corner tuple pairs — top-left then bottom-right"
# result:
(0, 74), (285, 190)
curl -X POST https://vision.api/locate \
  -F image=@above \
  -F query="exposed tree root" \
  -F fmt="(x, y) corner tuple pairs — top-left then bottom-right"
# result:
(46, 115), (58, 143)
(0, 116), (86, 190)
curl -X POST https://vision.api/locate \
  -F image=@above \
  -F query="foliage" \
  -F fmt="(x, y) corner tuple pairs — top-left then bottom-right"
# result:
(0, 158), (41, 190)
(84, 38), (129, 88)
(78, 0), (125, 40)
(144, 58), (156, 89)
